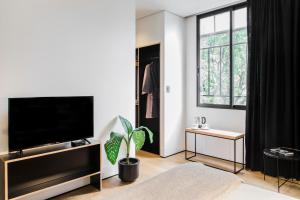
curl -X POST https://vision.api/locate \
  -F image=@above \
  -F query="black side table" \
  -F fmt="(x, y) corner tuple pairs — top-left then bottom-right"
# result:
(263, 147), (300, 192)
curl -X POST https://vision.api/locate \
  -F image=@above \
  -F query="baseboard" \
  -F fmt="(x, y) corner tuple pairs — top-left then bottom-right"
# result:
(102, 173), (118, 180)
(160, 150), (185, 158)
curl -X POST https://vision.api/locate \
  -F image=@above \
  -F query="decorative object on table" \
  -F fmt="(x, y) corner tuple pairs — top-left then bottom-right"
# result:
(192, 116), (209, 129)
(263, 147), (300, 192)
(270, 148), (294, 157)
(201, 124), (209, 130)
(192, 116), (200, 128)
(104, 116), (153, 182)
(200, 116), (210, 129)
(201, 116), (206, 125)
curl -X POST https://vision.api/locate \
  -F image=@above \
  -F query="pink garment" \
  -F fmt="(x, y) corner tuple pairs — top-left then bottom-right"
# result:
(146, 94), (154, 118)
(142, 64), (153, 118)
(142, 62), (159, 119)
(142, 64), (151, 95)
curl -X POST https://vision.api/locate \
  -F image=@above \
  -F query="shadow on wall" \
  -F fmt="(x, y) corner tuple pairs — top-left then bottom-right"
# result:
(0, 114), (8, 154)
(98, 117), (118, 143)
(97, 116), (134, 178)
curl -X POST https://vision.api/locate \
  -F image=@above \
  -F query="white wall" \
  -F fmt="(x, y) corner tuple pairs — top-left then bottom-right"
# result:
(136, 11), (185, 157)
(163, 12), (185, 156)
(185, 14), (245, 162)
(136, 12), (165, 48)
(0, 0), (135, 198)
(186, 0), (245, 17)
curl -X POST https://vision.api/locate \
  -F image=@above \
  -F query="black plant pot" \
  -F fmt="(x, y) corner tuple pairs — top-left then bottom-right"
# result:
(118, 158), (139, 182)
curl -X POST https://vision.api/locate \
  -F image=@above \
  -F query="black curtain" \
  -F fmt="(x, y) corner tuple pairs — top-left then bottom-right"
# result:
(246, 0), (300, 178)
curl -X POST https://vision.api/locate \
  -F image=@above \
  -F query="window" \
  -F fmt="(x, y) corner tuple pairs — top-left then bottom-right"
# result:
(197, 3), (248, 109)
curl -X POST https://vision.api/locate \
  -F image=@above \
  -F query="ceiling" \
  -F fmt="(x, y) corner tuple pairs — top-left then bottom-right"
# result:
(135, 0), (244, 19)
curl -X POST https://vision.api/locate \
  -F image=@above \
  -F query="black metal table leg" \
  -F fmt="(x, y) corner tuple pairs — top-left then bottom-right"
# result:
(232, 137), (244, 174)
(194, 133), (197, 157)
(234, 139), (236, 173)
(242, 137), (245, 169)
(185, 131), (197, 160)
(277, 158), (280, 192)
(185, 131), (187, 159)
(263, 154), (266, 180)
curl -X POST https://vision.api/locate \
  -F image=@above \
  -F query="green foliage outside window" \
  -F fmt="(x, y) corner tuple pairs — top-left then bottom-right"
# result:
(199, 26), (247, 106)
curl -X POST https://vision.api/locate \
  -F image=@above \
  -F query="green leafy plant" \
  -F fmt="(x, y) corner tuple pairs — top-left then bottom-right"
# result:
(104, 116), (153, 165)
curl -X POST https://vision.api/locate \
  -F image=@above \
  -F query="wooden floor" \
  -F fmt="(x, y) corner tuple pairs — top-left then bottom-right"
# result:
(53, 151), (300, 200)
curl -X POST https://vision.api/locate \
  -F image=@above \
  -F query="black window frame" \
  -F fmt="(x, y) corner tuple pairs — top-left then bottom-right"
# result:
(196, 2), (248, 110)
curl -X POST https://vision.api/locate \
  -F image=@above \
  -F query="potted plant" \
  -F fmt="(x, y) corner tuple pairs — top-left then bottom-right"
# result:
(104, 116), (153, 182)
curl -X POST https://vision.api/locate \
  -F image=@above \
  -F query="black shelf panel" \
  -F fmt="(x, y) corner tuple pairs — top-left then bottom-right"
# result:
(9, 169), (100, 199)
(0, 143), (101, 200)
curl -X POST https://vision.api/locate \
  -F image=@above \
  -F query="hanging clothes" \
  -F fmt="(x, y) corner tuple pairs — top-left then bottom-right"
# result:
(142, 61), (159, 119)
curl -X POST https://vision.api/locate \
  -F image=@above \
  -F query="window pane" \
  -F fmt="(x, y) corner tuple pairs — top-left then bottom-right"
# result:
(199, 11), (230, 105)
(200, 16), (214, 35)
(233, 8), (247, 29)
(209, 47), (221, 96)
(200, 49), (209, 96)
(233, 44), (247, 105)
(199, 46), (230, 105)
(233, 8), (248, 106)
(215, 12), (230, 32)
(221, 46), (230, 96)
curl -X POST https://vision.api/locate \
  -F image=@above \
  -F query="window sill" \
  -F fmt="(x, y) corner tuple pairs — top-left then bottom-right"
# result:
(197, 103), (246, 110)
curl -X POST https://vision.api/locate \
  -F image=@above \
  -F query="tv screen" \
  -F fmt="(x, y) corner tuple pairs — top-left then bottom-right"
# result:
(9, 96), (94, 152)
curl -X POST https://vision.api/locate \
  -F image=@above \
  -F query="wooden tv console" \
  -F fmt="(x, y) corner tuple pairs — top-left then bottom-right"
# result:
(0, 142), (102, 200)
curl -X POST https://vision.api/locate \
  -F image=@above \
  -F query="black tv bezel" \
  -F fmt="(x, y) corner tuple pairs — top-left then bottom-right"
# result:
(8, 96), (94, 152)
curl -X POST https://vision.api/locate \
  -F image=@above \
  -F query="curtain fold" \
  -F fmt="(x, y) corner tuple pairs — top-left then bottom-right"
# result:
(246, 0), (300, 178)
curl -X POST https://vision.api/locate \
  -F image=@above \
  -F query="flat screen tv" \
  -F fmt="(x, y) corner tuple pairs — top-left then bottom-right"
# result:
(8, 96), (94, 152)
